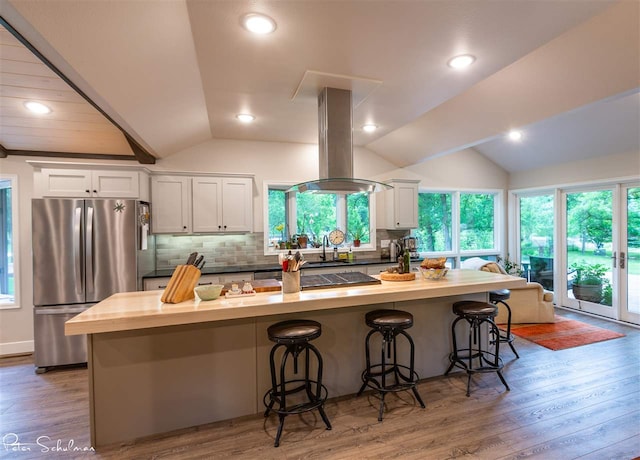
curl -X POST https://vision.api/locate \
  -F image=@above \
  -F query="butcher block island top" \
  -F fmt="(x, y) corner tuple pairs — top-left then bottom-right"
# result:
(65, 269), (525, 336)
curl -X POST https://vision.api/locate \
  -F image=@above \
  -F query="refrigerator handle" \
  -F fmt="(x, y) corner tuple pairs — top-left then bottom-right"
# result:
(86, 206), (94, 295)
(73, 207), (83, 296)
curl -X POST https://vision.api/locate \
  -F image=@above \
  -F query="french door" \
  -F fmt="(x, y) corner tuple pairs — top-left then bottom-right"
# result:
(620, 184), (639, 324)
(560, 183), (639, 324)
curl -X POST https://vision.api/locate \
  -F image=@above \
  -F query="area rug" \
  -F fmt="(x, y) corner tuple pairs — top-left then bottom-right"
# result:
(507, 316), (625, 351)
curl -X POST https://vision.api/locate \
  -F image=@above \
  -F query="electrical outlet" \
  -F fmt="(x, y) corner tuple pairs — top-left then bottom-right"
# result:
(381, 239), (390, 248)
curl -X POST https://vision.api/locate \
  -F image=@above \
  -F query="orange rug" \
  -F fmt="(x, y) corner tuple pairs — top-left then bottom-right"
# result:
(508, 316), (625, 351)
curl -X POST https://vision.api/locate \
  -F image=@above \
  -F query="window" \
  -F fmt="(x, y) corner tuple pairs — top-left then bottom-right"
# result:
(460, 192), (495, 251)
(416, 190), (501, 265)
(416, 192), (452, 252)
(519, 193), (554, 261)
(265, 183), (374, 252)
(0, 176), (18, 308)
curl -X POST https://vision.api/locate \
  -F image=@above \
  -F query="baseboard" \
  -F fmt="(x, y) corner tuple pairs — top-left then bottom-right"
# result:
(0, 340), (34, 356)
(556, 305), (640, 330)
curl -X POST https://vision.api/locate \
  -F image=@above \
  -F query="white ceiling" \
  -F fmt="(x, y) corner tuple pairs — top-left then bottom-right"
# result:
(0, 0), (638, 172)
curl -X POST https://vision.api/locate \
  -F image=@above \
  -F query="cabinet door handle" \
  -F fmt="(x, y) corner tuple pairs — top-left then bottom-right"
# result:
(158, 285), (167, 289)
(198, 282), (213, 286)
(85, 189), (90, 193)
(183, 226), (187, 230)
(93, 190), (97, 193)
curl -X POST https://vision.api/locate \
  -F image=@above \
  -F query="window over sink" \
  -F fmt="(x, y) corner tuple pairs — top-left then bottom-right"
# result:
(264, 182), (374, 253)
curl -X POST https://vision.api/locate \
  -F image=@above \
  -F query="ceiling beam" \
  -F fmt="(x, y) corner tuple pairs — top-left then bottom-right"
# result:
(124, 133), (156, 164)
(0, 144), (137, 161)
(0, 16), (156, 165)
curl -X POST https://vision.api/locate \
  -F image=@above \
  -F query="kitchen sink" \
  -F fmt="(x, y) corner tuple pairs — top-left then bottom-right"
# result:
(300, 271), (381, 290)
(303, 261), (352, 269)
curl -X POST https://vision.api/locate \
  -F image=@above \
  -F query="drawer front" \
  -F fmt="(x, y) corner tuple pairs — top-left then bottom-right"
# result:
(143, 277), (171, 291)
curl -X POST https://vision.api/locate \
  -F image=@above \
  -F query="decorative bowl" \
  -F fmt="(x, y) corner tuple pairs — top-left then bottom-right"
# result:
(194, 284), (224, 301)
(418, 266), (448, 280)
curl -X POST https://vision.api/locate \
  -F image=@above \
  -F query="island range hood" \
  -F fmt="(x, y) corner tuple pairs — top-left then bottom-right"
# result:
(287, 87), (392, 194)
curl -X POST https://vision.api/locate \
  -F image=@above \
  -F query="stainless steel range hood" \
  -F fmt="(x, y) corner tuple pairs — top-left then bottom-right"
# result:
(287, 87), (391, 194)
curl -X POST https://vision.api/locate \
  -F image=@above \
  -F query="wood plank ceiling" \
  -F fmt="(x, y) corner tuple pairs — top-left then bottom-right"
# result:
(0, 20), (154, 163)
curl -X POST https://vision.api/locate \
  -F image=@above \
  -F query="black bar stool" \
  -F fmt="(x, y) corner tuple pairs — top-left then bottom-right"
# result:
(357, 309), (425, 421)
(489, 289), (519, 358)
(445, 300), (510, 397)
(263, 319), (331, 447)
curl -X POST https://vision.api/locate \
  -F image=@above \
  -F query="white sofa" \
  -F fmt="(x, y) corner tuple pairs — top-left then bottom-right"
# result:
(461, 257), (556, 323)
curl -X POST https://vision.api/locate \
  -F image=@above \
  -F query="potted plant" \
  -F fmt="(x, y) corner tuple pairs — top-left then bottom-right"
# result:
(569, 260), (609, 303)
(274, 223), (286, 249)
(349, 225), (368, 247)
(497, 255), (524, 277)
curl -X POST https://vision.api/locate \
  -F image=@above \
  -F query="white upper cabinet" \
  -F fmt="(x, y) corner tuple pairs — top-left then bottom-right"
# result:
(40, 168), (140, 198)
(152, 175), (253, 234)
(220, 177), (253, 232)
(385, 179), (419, 229)
(192, 177), (222, 233)
(151, 176), (191, 234)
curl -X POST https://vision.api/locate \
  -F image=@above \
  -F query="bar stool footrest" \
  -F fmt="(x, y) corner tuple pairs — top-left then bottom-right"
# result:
(447, 349), (504, 374)
(263, 379), (329, 416)
(360, 364), (420, 394)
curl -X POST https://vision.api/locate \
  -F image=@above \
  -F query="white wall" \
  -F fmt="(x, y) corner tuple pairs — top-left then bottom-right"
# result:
(509, 149), (640, 190)
(0, 156), (35, 354)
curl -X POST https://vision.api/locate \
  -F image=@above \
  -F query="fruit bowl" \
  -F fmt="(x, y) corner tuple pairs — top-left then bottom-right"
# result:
(418, 266), (448, 280)
(194, 284), (224, 301)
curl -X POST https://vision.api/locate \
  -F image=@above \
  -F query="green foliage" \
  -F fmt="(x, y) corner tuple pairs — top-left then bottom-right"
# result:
(519, 194), (554, 257)
(347, 193), (370, 244)
(569, 260), (608, 285)
(416, 193), (452, 252)
(296, 193), (337, 243)
(497, 255), (523, 277)
(628, 187), (640, 249)
(349, 223), (368, 241)
(268, 189), (286, 241)
(460, 193), (495, 250)
(567, 190), (612, 252)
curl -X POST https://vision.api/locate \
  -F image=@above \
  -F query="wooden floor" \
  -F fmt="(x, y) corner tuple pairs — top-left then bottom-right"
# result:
(1, 309), (639, 459)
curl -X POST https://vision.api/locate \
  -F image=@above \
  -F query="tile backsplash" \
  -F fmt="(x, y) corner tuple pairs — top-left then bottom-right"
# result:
(155, 230), (407, 269)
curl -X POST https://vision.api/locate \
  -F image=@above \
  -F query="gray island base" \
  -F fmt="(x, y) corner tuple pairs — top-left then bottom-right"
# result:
(67, 270), (525, 447)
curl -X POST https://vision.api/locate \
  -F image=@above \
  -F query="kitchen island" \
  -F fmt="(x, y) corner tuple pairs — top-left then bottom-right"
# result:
(66, 269), (525, 447)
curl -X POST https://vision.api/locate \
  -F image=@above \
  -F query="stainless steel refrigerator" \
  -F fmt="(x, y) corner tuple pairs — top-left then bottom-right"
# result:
(32, 199), (154, 373)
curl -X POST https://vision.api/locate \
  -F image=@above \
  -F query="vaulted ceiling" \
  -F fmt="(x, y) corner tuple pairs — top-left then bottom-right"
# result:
(0, 0), (638, 171)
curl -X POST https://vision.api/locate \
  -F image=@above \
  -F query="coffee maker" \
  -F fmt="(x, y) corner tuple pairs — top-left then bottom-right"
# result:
(402, 236), (419, 258)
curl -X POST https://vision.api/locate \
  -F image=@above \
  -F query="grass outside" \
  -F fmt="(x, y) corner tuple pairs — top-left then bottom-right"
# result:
(567, 249), (640, 275)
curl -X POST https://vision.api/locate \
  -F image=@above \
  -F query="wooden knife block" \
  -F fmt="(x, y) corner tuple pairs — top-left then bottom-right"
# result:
(161, 265), (202, 303)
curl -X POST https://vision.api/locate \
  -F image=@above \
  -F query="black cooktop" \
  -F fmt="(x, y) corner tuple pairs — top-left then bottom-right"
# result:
(300, 271), (381, 290)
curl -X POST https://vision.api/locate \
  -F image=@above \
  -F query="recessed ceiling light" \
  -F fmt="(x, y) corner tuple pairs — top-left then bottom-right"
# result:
(508, 130), (523, 141)
(242, 13), (276, 34)
(447, 54), (476, 69)
(24, 101), (51, 114)
(362, 124), (377, 133)
(236, 113), (255, 123)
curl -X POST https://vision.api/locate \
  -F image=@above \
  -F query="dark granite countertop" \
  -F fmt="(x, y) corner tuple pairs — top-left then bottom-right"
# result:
(141, 257), (413, 279)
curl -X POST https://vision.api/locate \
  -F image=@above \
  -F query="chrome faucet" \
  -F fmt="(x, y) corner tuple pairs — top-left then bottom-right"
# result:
(321, 235), (329, 261)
